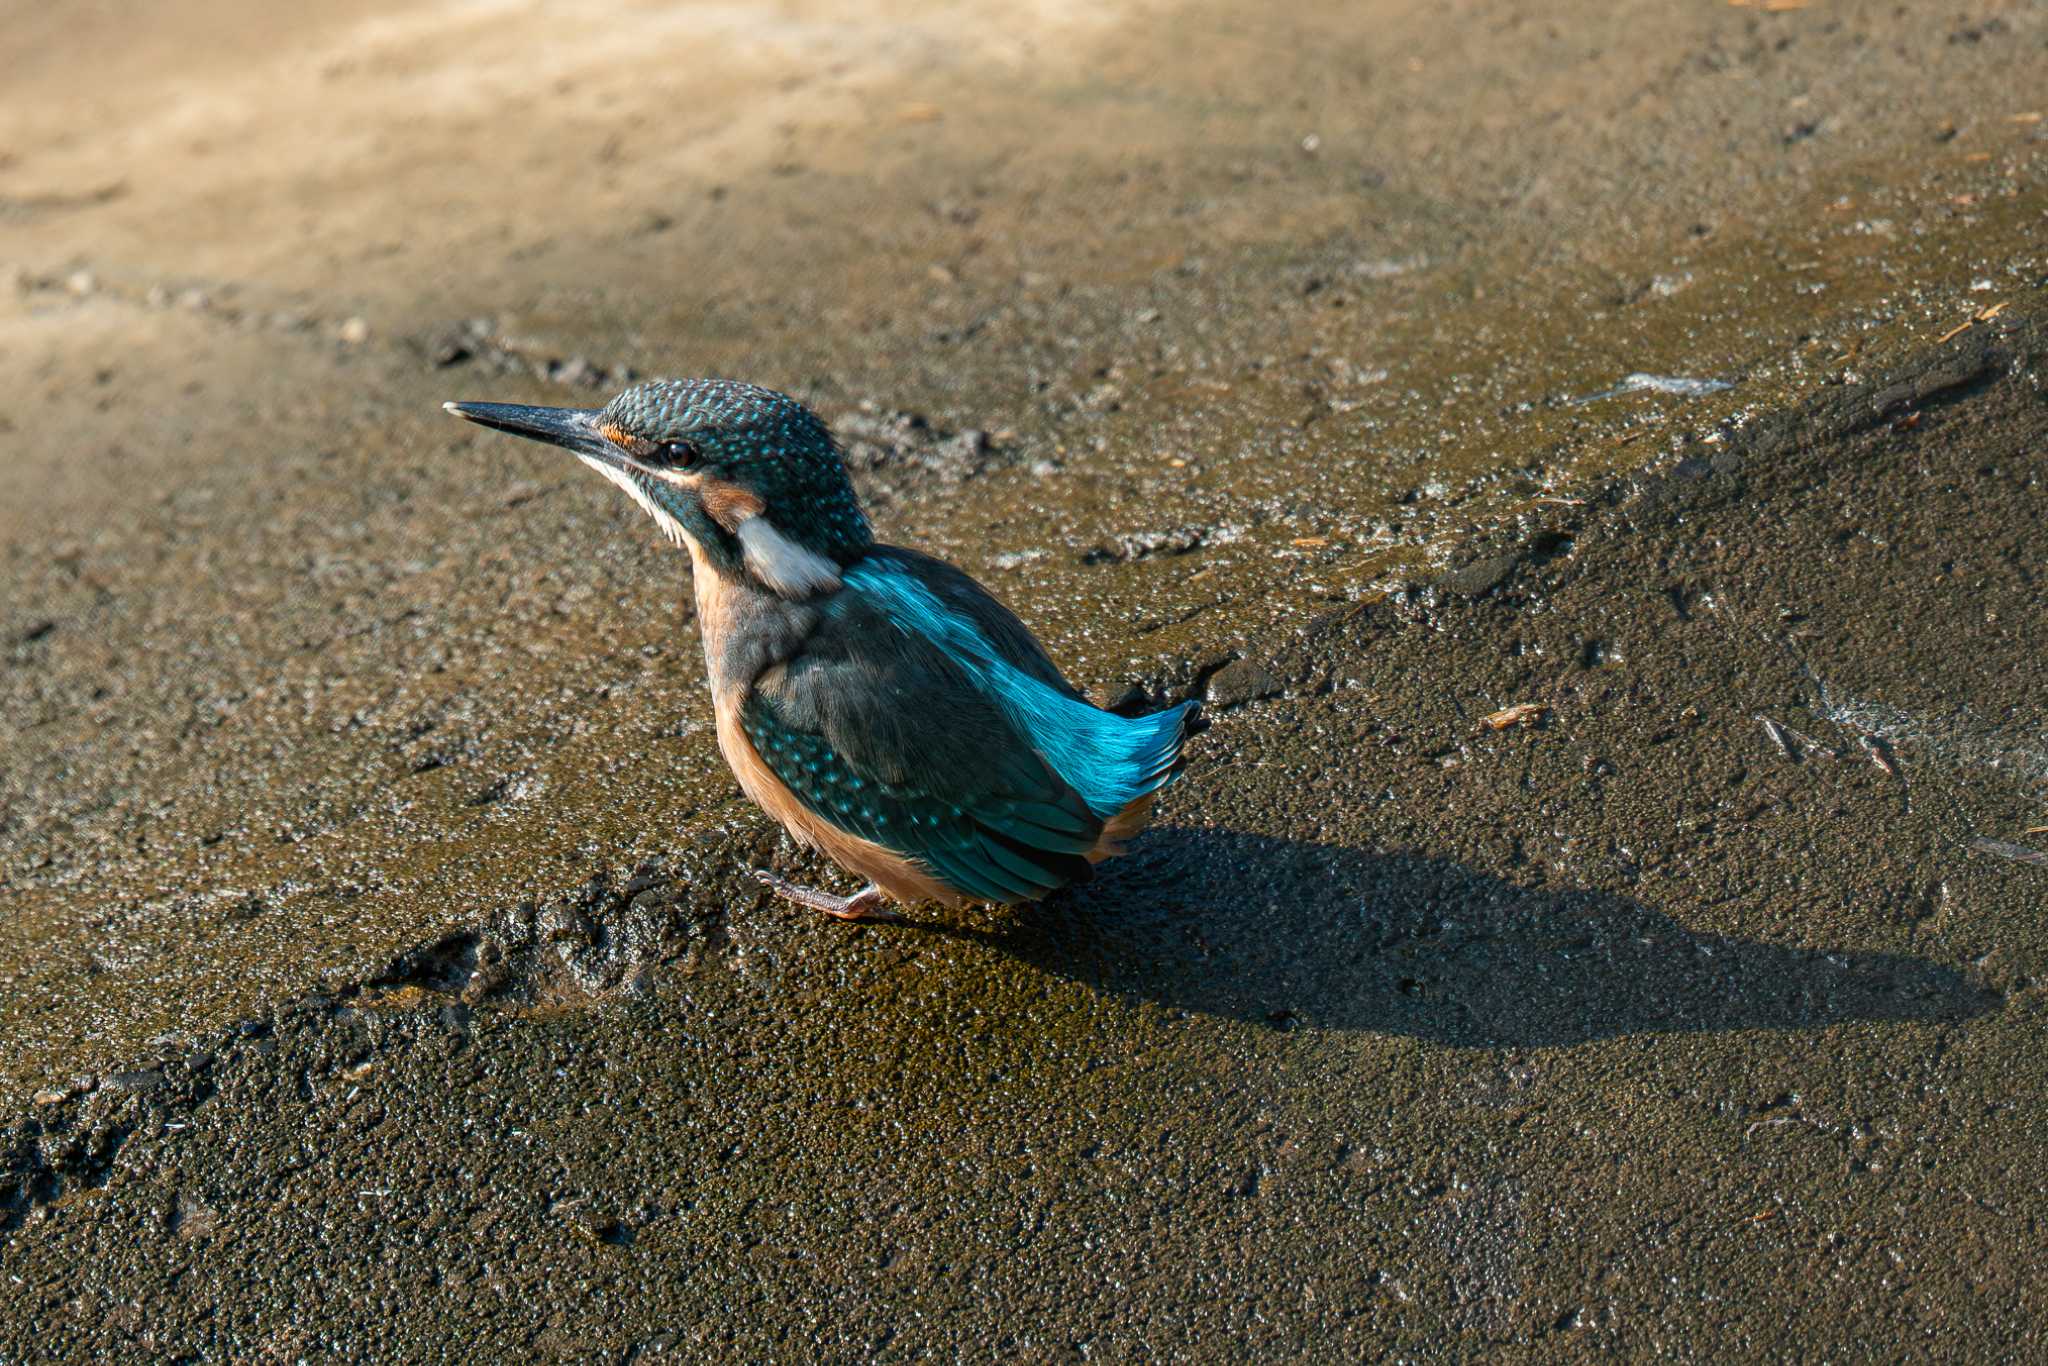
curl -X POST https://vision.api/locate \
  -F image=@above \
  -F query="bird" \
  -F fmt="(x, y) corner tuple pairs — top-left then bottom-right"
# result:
(444, 379), (1201, 922)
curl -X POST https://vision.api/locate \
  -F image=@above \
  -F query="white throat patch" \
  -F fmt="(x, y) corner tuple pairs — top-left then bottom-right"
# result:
(578, 457), (839, 599)
(578, 455), (687, 547)
(736, 516), (842, 598)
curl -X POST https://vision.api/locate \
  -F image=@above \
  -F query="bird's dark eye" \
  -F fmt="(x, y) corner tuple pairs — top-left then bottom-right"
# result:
(639, 439), (699, 469)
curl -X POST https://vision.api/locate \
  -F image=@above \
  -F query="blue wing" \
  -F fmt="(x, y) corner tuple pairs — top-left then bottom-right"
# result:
(745, 546), (1198, 904)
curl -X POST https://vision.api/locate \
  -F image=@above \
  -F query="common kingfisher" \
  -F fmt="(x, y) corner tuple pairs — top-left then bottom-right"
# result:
(445, 380), (1200, 922)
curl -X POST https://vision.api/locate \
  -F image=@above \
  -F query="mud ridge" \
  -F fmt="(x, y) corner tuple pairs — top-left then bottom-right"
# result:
(7, 312), (2036, 1230)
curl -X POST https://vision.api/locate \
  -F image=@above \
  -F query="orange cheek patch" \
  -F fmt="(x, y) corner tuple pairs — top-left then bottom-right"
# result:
(699, 478), (767, 532)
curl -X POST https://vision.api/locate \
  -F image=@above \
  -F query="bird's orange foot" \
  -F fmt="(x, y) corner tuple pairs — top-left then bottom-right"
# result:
(751, 869), (904, 923)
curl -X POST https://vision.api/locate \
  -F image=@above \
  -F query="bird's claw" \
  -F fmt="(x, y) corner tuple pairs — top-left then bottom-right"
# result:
(751, 869), (904, 923)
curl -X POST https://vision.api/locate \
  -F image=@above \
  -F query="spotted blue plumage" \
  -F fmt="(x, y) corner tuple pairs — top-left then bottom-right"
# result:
(602, 379), (870, 560)
(741, 696), (1091, 904)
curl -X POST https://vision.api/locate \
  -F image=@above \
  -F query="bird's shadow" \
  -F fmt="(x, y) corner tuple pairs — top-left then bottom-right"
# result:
(926, 828), (1999, 1045)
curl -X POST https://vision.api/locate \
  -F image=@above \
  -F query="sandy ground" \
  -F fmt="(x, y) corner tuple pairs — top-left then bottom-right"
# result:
(3, 0), (2046, 1357)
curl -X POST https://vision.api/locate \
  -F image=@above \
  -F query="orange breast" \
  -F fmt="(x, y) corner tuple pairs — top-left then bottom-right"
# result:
(711, 687), (965, 908)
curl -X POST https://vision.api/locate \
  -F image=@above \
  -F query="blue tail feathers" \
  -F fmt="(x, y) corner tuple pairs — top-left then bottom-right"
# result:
(1019, 692), (1198, 822)
(842, 555), (1201, 825)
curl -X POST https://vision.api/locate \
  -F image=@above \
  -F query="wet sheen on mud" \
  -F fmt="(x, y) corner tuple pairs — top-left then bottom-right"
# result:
(3, 0), (2047, 1356)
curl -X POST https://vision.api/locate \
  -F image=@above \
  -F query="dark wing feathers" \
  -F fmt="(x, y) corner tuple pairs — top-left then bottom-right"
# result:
(741, 693), (1094, 903)
(744, 545), (1197, 904)
(745, 597), (1101, 903)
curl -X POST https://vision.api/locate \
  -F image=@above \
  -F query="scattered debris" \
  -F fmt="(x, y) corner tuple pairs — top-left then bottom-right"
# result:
(1480, 703), (1547, 732)
(1571, 373), (1734, 405)
(1758, 715), (1801, 760)
(1936, 301), (2009, 345)
(1084, 526), (1210, 565)
(836, 409), (994, 487)
(1783, 721), (1837, 758)
(1858, 733), (1900, 778)
(1970, 838), (2048, 868)
(422, 317), (637, 391)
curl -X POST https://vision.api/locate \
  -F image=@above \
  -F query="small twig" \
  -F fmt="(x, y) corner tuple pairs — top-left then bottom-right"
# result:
(1858, 733), (1900, 778)
(1480, 702), (1547, 732)
(1758, 715), (1801, 760)
(1970, 838), (2048, 868)
(1936, 301), (2010, 344)
(1776, 719), (1835, 758)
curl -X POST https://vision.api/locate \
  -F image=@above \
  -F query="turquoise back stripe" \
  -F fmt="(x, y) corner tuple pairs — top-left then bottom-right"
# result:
(840, 559), (1190, 821)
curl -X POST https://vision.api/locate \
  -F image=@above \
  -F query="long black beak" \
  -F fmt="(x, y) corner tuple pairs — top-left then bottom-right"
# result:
(443, 401), (618, 461)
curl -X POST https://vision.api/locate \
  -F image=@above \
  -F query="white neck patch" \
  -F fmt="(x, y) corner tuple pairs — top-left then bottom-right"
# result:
(737, 515), (841, 598)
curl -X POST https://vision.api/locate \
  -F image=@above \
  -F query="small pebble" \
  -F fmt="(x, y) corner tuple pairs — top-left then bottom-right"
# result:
(1207, 659), (1284, 708)
(108, 1069), (166, 1094)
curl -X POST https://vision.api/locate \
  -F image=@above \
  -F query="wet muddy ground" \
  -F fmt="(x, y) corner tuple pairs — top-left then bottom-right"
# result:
(3, 1), (2046, 1358)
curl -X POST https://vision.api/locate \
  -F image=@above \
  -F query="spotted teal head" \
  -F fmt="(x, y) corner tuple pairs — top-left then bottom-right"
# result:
(445, 379), (870, 597)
